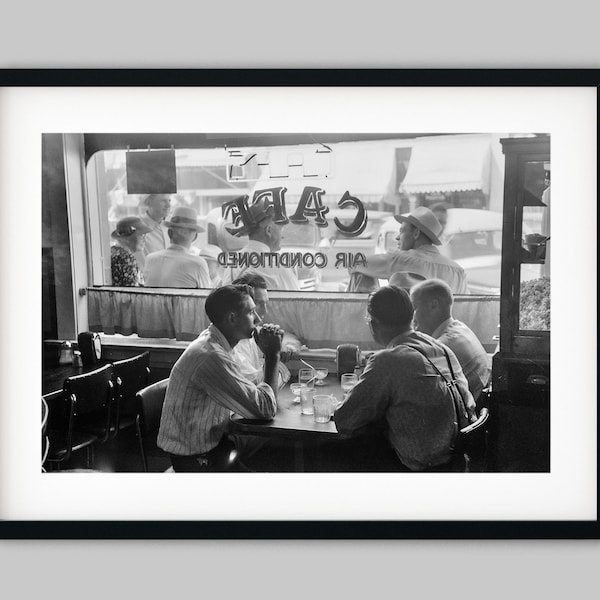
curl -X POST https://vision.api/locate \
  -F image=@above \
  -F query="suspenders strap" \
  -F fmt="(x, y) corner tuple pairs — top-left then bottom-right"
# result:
(402, 342), (469, 430)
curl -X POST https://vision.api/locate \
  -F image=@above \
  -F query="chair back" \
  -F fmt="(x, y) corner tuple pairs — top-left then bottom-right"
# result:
(136, 379), (168, 436)
(64, 364), (114, 417)
(456, 407), (490, 462)
(46, 364), (114, 466)
(112, 351), (150, 431)
(135, 379), (169, 471)
(64, 364), (115, 444)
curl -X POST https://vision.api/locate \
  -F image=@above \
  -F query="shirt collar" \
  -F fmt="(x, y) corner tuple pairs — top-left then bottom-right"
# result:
(387, 328), (415, 348)
(207, 323), (234, 353)
(414, 244), (440, 255)
(432, 317), (454, 339)
(167, 244), (188, 253)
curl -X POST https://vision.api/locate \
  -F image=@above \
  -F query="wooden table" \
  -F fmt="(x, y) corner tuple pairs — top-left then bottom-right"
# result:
(230, 374), (342, 471)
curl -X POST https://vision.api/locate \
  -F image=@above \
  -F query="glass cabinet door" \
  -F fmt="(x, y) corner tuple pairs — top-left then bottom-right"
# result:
(519, 161), (550, 332)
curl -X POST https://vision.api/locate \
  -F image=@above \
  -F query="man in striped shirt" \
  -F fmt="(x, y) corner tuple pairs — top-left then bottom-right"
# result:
(157, 285), (281, 470)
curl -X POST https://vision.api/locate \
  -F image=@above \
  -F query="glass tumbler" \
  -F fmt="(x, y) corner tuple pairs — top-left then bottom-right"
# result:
(313, 394), (332, 423)
(300, 387), (314, 415)
(298, 368), (315, 390)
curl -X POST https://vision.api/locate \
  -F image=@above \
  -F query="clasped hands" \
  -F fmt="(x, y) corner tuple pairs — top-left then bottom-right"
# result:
(253, 324), (298, 362)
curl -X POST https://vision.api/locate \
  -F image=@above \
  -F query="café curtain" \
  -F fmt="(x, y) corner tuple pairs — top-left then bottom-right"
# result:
(87, 288), (499, 349)
(87, 288), (375, 346)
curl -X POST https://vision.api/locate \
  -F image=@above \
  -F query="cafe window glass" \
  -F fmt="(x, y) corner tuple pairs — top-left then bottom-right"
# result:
(86, 134), (506, 295)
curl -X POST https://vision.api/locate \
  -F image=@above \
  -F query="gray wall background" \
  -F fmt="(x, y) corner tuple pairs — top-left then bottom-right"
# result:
(2, 0), (598, 598)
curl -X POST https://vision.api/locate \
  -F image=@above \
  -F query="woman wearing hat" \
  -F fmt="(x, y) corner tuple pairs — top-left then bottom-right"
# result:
(110, 217), (152, 286)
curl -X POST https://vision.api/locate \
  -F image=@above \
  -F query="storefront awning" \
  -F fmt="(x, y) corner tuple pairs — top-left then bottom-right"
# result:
(399, 135), (492, 195)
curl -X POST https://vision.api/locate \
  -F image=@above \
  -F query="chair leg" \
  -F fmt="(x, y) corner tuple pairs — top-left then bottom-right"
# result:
(136, 427), (148, 472)
(86, 445), (95, 468)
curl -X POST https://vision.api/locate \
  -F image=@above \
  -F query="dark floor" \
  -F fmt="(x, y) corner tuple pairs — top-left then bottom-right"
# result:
(45, 426), (168, 473)
(44, 426), (304, 473)
(44, 429), (488, 473)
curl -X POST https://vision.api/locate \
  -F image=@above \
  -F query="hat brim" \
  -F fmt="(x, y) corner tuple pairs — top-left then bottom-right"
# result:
(163, 220), (205, 232)
(111, 225), (152, 238)
(394, 214), (442, 245)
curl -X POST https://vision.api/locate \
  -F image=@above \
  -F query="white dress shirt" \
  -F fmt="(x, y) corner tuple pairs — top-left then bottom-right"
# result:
(432, 317), (490, 403)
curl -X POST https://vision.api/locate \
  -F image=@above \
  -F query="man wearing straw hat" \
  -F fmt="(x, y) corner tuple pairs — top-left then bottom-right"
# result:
(348, 206), (468, 294)
(144, 206), (212, 288)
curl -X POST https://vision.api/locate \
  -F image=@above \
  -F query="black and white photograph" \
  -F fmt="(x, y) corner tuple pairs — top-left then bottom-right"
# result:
(0, 76), (596, 534)
(42, 130), (547, 475)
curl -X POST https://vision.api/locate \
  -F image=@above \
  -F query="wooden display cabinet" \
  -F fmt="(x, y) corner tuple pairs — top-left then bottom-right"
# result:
(488, 135), (551, 472)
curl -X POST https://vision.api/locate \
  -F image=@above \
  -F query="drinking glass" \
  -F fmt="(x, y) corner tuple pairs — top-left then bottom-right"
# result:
(298, 368), (315, 390)
(290, 383), (304, 404)
(313, 394), (332, 423)
(314, 367), (329, 386)
(340, 373), (358, 399)
(300, 387), (314, 415)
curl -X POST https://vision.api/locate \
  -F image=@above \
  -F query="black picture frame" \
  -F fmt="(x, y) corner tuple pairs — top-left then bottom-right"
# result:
(3, 68), (598, 539)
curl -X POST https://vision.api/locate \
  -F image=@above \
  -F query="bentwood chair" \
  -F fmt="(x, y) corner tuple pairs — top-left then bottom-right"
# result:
(135, 378), (170, 472)
(45, 364), (115, 469)
(111, 351), (150, 437)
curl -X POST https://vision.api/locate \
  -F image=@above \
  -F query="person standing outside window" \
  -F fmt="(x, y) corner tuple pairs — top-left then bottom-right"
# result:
(222, 198), (300, 291)
(143, 206), (212, 288)
(347, 206), (468, 294)
(110, 217), (151, 286)
(135, 194), (172, 268)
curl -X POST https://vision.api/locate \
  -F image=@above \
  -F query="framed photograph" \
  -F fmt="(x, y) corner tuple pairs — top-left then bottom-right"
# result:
(0, 69), (597, 538)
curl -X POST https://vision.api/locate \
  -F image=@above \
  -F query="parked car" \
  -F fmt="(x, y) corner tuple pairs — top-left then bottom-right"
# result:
(375, 208), (540, 295)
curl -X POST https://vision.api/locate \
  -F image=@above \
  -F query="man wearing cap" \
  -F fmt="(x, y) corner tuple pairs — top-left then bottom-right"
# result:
(144, 206), (212, 288)
(222, 198), (300, 291)
(110, 216), (152, 286)
(348, 206), (468, 294)
(334, 286), (476, 471)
